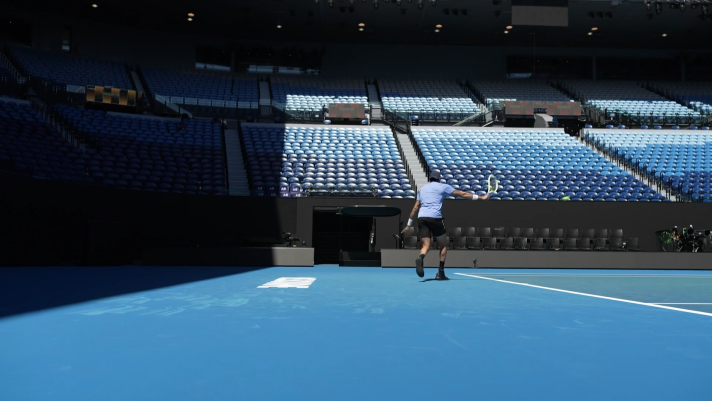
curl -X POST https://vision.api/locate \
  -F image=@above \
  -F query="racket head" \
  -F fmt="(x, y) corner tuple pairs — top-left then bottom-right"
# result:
(487, 174), (499, 194)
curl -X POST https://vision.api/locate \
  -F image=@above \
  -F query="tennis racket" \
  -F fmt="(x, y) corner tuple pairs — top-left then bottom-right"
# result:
(487, 174), (499, 194)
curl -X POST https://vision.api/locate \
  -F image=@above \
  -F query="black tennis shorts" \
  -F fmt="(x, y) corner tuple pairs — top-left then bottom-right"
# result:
(418, 217), (446, 239)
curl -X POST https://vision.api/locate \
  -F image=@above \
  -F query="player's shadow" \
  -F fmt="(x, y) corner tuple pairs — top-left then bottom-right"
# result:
(420, 278), (461, 282)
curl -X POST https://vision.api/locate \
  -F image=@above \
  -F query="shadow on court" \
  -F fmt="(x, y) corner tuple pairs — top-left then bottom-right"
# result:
(0, 265), (264, 318)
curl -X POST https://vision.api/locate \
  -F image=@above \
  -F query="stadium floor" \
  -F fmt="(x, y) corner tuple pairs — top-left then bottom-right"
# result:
(1, 266), (711, 400)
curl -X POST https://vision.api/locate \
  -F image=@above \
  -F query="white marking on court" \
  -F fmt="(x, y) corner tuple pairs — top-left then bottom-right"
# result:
(454, 273), (712, 317)
(257, 277), (316, 289)
(651, 303), (712, 305)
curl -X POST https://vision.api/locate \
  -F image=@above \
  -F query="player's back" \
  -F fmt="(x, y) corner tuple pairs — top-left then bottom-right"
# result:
(417, 182), (454, 219)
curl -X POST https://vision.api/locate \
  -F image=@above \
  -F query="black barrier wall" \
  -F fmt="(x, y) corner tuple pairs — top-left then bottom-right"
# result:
(2, 172), (712, 266)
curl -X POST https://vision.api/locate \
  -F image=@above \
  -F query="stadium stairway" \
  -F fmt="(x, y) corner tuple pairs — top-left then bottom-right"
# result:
(224, 120), (250, 196)
(367, 83), (382, 121)
(391, 127), (428, 191)
(0, 53), (25, 84)
(577, 133), (676, 201)
(259, 80), (271, 118)
(130, 71), (145, 93)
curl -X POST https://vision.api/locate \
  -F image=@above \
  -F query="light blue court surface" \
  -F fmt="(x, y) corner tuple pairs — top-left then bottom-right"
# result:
(2, 266), (712, 400)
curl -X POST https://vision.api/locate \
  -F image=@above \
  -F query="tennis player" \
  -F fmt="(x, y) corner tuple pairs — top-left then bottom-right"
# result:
(403, 171), (489, 280)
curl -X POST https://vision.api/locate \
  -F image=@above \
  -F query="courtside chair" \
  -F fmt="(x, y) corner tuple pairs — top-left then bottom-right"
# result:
(563, 238), (579, 251)
(463, 227), (476, 237)
(500, 237), (515, 250)
(479, 227), (492, 240)
(610, 238), (625, 251)
(493, 227), (507, 239)
(566, 228), (580, 239)
(582, 228), (595, 240)
(453, 237), (467, 250)
(521, 228), (535, 240)
(536, 228), (550, 240)
(483, 237), (499, 250)
(549, 238), (563, 250)
(466, 237), (483, 250)
(515, 237), (530, 250)
(579, 238), (593, 251)
(403, 236), (418, 249)
(508, 227), (522, 239)
(550, 228), (564, 240)
(530, 238), (547, 250)
(595, 229), (610, 240)
(448, 227), (463, 239)
(594, 238), (609, 251)
(611, 229), (624, 239)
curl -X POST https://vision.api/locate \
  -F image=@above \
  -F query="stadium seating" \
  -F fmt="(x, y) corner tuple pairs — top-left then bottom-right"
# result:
(647, 82), (712, 115)
(8, 46), (132, 88)
(379, 80), (479, 118)
(412, 127), (667, 201)
(585, 130), (712, 202)
(470, 80), (571, 108)
(0, 64), (15, 82)
(53, 105), (226, 195)
(0, 100), (89, 183)
(142, 68), (258, 108)
(240, 125), (411, 198)
(270, 77), (368, 113)
(561, 81), (701, 124)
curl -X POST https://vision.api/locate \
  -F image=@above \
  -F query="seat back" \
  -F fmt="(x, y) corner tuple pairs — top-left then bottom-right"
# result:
(493, 227), (506, 238)
(537, 228), (550, 239)
(581, 228), (595, 239)
(531, 238), (546, 250)
(611, 228), (624, 239)
(564, 238), (578, 250)
(448, 226), (462, 238)
(550, 228), (564, 239)
(466, 236), (482, 250)
(566, 228), (579, 239)
(610, 237), (624, 250)
(594, 237), (608, 250)
(595, 228), (609, 239)
(508, 227), (521, 238)
(500, 237), (514, 249)
(479, 227), (492, 238)
(463, 226), (476, 237)
(403, 236), (418, 249)
(549, 237), (562, 250)
(453, 236), (467, 249)
(483, 237), (498, 250)
(521, 227), (534, 238)
(516, 237), (530, 250)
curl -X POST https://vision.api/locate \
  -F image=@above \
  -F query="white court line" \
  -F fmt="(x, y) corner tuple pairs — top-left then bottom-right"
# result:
(454, 273), (712, 317)
(652, 303), (712, 305)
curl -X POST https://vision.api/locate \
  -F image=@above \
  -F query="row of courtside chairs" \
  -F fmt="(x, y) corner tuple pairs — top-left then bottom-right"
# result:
(397, 227), (639, 251)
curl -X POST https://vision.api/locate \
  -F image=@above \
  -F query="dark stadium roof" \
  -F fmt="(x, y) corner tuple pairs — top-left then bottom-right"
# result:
(8, 0), (712, 49)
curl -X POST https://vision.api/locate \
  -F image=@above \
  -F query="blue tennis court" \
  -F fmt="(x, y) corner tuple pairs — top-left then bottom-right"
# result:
(1, 266), (711, 400)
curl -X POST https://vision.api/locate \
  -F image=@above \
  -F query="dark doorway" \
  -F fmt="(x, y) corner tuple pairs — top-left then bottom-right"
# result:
(312, 208), (372, 264)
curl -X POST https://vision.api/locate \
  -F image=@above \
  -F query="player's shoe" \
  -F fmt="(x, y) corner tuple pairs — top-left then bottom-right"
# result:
(435, 270), (449, 280)
(415, 257), (424, 277)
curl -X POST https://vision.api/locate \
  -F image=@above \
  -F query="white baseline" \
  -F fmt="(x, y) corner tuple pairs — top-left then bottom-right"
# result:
(258, 277), (316, 289)
(454, 273), (712, 317)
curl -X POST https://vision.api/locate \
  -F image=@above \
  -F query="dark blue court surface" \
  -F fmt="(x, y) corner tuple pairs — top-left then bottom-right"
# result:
(2, 267), (712, 400)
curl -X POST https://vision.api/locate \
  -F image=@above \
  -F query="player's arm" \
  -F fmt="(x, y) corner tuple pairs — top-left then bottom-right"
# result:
(406, 200), (421, 229)
(452, 190), (490, 200)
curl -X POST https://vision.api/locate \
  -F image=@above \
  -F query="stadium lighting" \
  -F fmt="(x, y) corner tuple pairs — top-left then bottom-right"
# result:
(187, 18), (193, 21)
(358, 23), (365, 27)
(92, 3), (98, 8)
(656, 2), (663, 14)
(187, 13), (194, 17)
(591, 27), (598, 31)
(506, 25), (513, 29)
(277, 25), (282, 29)
(359, 28), (364, 31)
(434, 29), (440, 32)
(646, 1), (652, 11)
(587, 32), (593, 36)
(662, 32), (668, 36)
(504, 30), (509, 34)
(435, 24), (443, 28)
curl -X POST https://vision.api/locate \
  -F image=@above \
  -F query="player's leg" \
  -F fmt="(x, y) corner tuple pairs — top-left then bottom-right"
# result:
(433, 220), (449, 280)
(415, 218), (431, 278)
